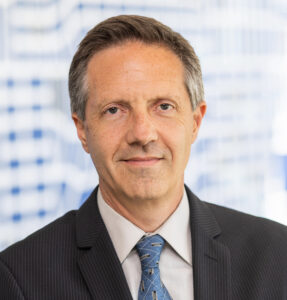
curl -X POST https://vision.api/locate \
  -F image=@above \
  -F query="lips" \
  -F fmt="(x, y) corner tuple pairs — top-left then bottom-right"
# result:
(121, 157), (162, 166)
(124, 157), (161, 161)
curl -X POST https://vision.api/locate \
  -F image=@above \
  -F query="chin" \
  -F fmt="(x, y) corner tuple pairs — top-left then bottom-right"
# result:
(123, 180), (168, 201)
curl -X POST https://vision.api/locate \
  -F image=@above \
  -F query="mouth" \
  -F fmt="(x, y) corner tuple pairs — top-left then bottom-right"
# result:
(121, 157), (162, 167)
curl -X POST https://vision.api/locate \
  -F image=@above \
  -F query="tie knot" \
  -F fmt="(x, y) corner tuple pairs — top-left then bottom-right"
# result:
(136, 234), (165, 269)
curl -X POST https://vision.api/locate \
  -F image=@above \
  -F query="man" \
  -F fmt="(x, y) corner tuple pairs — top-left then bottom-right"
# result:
(0, 15), (286, 300)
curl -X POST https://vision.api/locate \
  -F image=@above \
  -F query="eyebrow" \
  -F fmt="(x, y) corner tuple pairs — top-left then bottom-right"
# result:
(98, 95), (180, 107)
(97, 99), (132, 109)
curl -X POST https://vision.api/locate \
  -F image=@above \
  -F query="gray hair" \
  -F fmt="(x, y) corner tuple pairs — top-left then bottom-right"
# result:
(69, 15), (204, 120)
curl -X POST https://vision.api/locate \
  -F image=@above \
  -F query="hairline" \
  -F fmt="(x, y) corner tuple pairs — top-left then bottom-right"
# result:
(78, 39), (200, 121)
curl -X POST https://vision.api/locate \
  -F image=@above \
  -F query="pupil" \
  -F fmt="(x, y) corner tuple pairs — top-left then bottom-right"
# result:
(161, 104), (169, 110)
(109, 107), (118, 114)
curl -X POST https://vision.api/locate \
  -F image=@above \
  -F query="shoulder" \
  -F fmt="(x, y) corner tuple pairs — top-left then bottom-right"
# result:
(185, 185), (287, 241)
(206, 201), (287, 235)
(2, 209), (77, 250)
(0, 210), (82, 298)
(0, 187), (100, 269)
(0, 210), (78, 270)
(204, 201), (287, 252)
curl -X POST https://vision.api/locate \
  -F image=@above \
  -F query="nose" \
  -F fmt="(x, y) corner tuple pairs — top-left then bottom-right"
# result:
(125, 111), (158, 146)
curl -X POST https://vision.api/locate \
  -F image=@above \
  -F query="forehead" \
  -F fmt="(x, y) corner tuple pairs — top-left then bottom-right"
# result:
(86, 41), (186, 100)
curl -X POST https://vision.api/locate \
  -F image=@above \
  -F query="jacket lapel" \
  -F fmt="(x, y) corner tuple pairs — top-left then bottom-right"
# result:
(75, 186), (231, 299)
(75, 187), (133, 300)
(186, 187), (231, 300)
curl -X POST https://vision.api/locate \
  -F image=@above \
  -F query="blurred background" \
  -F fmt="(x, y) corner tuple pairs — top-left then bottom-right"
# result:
(1, 0), (287, 250)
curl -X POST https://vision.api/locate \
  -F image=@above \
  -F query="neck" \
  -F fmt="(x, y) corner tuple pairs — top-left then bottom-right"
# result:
(99, 182), (184, 232)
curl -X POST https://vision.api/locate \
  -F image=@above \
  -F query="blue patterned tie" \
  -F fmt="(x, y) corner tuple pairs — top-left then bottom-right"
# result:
(136, 234), (172, 300)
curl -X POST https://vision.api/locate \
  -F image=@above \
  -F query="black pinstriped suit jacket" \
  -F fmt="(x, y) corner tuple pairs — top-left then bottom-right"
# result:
(0, 186), (287, 300)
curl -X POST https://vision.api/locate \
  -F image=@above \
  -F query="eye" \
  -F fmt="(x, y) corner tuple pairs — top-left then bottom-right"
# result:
(159, 103), (173, 111)
(105, 106), (118, 114)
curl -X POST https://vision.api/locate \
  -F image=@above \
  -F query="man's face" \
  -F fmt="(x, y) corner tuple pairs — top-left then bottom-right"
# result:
(73, 41), (206, 203)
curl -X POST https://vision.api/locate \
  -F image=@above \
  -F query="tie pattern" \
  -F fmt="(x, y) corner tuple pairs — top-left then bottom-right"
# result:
(136, 234), (172, 300)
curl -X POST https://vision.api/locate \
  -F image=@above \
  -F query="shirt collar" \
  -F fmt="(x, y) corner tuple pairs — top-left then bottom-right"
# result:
(97, 187), (192, 266)
(155, 189), (192, 265)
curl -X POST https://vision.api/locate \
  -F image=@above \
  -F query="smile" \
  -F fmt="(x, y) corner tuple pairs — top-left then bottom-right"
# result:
(122, 157), (162, 167)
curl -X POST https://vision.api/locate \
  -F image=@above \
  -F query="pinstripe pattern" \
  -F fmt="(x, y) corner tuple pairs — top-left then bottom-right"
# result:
(188, 188), (287, 300)
(0, 186), (286, 299)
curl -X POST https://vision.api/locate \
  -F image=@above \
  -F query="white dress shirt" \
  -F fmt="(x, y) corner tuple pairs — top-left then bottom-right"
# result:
(98, 188), (194, 299)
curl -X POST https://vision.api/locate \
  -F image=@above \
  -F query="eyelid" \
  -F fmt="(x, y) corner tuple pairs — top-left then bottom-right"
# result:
(157, 98), (176, 105)
(103, 103), (125, 113)
(156, 100), (176, 110)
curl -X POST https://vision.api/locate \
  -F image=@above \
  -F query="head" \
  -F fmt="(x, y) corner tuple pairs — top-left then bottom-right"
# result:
(70, 15), (206, 218)
(69, 15), (204, 121)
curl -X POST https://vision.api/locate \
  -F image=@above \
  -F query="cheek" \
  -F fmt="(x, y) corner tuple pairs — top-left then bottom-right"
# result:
(160, 121), (191, 160)
(87, 125), (123, 163)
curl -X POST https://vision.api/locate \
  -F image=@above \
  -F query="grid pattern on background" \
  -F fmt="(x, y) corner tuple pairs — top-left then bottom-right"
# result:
(0, 0), (287, 250)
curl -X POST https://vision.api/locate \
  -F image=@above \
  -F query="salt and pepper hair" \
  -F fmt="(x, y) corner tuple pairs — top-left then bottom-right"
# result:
(69, 15), (204, 120)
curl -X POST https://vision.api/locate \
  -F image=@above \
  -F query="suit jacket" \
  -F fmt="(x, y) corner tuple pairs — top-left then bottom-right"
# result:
(0, 186), (286, 300)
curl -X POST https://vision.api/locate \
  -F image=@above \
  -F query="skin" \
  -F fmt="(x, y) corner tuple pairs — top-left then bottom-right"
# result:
(73, 41), (206, 232)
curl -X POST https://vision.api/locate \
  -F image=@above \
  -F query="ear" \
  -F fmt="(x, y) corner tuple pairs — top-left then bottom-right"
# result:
(191, 101), (207, 143)
(72, 113), (90, 153)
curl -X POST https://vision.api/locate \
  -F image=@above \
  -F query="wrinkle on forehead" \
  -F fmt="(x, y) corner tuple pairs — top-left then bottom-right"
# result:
(86, 41), (187, 109)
